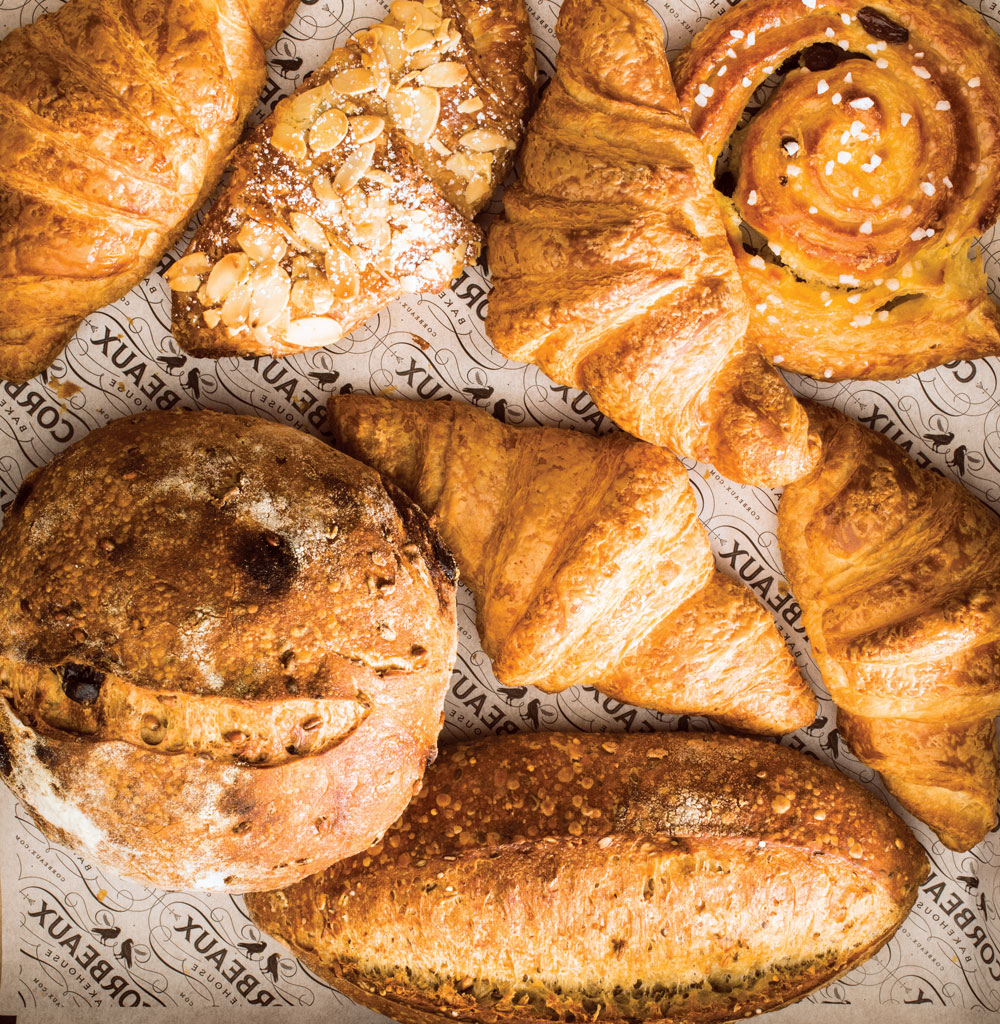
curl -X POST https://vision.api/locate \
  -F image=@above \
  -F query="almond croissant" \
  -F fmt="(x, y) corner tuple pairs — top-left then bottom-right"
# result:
(484, 0), (818, 489)
(330, 394), (817, 735)
(169, 0), (535, 358)
(0, 0), (301, 383)
(778, 402), (1000, 850)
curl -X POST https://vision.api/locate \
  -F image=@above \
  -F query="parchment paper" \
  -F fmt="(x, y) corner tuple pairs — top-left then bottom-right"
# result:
(0, 0), (998, 1020)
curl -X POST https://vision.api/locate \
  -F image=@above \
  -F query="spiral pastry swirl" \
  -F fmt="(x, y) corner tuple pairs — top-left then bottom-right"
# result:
(674, 0), (1000, 380)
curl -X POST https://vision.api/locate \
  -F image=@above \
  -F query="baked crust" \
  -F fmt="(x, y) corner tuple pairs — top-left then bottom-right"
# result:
(168, 0), (535, 359)
(778, 402), (1000, 850)
(674, 0), (1000, 380)
(0, 409), (458, 891)
(247, 731), (927, 1023)
(329, 393), (816, 734)
(485, 0), (818, 488)
(0, 0), (300, 382)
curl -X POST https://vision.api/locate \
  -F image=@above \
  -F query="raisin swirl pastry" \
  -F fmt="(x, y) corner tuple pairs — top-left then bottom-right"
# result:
(674, 0), (1000, 381)
(0, 410), (458, 892)
(168, 0), (535, 358)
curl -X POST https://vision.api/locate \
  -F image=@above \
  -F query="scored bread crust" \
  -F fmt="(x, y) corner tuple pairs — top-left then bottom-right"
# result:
(247, 731), (928, 1023)
(0, 409), (458, 892)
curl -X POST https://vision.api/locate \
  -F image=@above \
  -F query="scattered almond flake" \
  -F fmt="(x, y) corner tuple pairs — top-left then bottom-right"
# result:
(838, 40), (849, 50)
(460, 128), (511, 152)
(825, 26), (834, 37)
(457, 96), (484, 114)
(773, 354), (785, 364)
(900, 111), (912, 126)
(749, 255), (767, 270)
(421, 61), (468, 89)
(788, 164), (801, 176)
(848, 293), (861, 303)
(850, 97), (875, 109)
(825, 159), (835, 175)
(742, 76), (753, 88)
(717, 64), (728, 76)
(969, 76), (981, 88)
(746, 190), (758, 205)
(727, 47), (738, 59)
(876, 57), (889, 68)
(859, 220), (873, 234)
(910, 227), (926, 241)
(832, 92), (842, 104)
(841, 12), (851, 24)
(920, 181), (936, 196)
(809, 205), (818, 214)
(837, 150), (851, 164)
(165, 253), (212, 280)
(817, 79), (829, 94)
(943, 175), (953, 188)
(695, 94), (708, 107)
(287, 317), (345, 350)
(935, 100), (951, 111)
(913, 66), (931, 79)
(783, 139), (800, 156)
(839, 274), (860, 286)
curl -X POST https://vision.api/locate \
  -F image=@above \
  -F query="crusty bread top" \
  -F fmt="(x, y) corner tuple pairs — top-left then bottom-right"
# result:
(0, 408), (456, 715)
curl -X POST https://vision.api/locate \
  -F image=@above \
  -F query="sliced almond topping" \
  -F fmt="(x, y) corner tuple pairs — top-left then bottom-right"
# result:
(434, 17), (451, 43)
(371, 24), (406, 70)
(291, 277), (335, 316)
(350, 115), (385, 144)
(249, 264), (291, 329)
(422, 61), (468, 88)
(237, 222), (287, 263)
(335, 142), (377, 192)
(168, 275), (202, 292)
(332, 67), (376, 95)
(404, 29), (436, 52)
(289, 212), (329, 251)
(460, 128), (511, 152)
(325, 246), (361, 299)
(287, 317), (345, 350)
(419, 4), (443, 31)
(410, 50), (443, 71)
(465, 177), (491, 206)
(220, 279), (253, 328)
(165, 253), (212, 281)
(310, 108), (350, 155)
(445, 151), (493, 179)
(204, 253), (250, 305)
(364, 168), (395, 187)
(388, 86), (440, 145)
(271, 121), (307, 161)
(390, 0), (425, 33)
(428, 136), (451, 156)
(356, 218), (391, 253)
(313, 175), (344, 208)
(203, 308), (222, 329)
(457, 96), (484, 114)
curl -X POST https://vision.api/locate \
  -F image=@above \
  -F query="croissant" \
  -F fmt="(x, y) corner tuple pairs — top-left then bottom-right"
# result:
(0, 0), (301, 383)
(168, 0), (535, 359)
(778, 402), (1000, 850)
(330, 394), (817, 735)
(484, 0), (818, 490)
(673, 0), (1000, 381)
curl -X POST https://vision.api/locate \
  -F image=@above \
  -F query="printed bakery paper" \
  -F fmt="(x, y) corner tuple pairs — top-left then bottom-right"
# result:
(0, 0), (999, 1020)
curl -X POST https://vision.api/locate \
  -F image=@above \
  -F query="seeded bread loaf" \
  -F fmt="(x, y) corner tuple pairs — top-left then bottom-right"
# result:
(247, 730), (927, 1022)
(0, 409), (458, 892)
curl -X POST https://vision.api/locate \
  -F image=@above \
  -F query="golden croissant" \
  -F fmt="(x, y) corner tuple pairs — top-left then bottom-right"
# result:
(0, 0), (301, 383)
(330, 394), (817, 734)
(674, 0), (1000, 380)
(778, 402), (1000, 850)
(168, 0), (535, 359)
(485, 0), (818, 489)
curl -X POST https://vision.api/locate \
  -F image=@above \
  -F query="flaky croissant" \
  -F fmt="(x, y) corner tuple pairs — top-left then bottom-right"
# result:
(169, 0), (535, 358)
(778, 402), (1000, 850)
(330, 394), (817, 735)
(484, 0), (818, 489)
(0, 0), (301, 383)
(674, 0), (1000, 380)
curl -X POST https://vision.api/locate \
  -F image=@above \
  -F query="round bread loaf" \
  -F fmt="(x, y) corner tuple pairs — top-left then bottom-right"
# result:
(0, 409), (458, 892)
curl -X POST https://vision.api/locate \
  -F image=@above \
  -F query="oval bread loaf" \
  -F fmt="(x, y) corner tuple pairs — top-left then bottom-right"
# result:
(0, 409), (458, 892)
(247, 730), (927, 1023)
